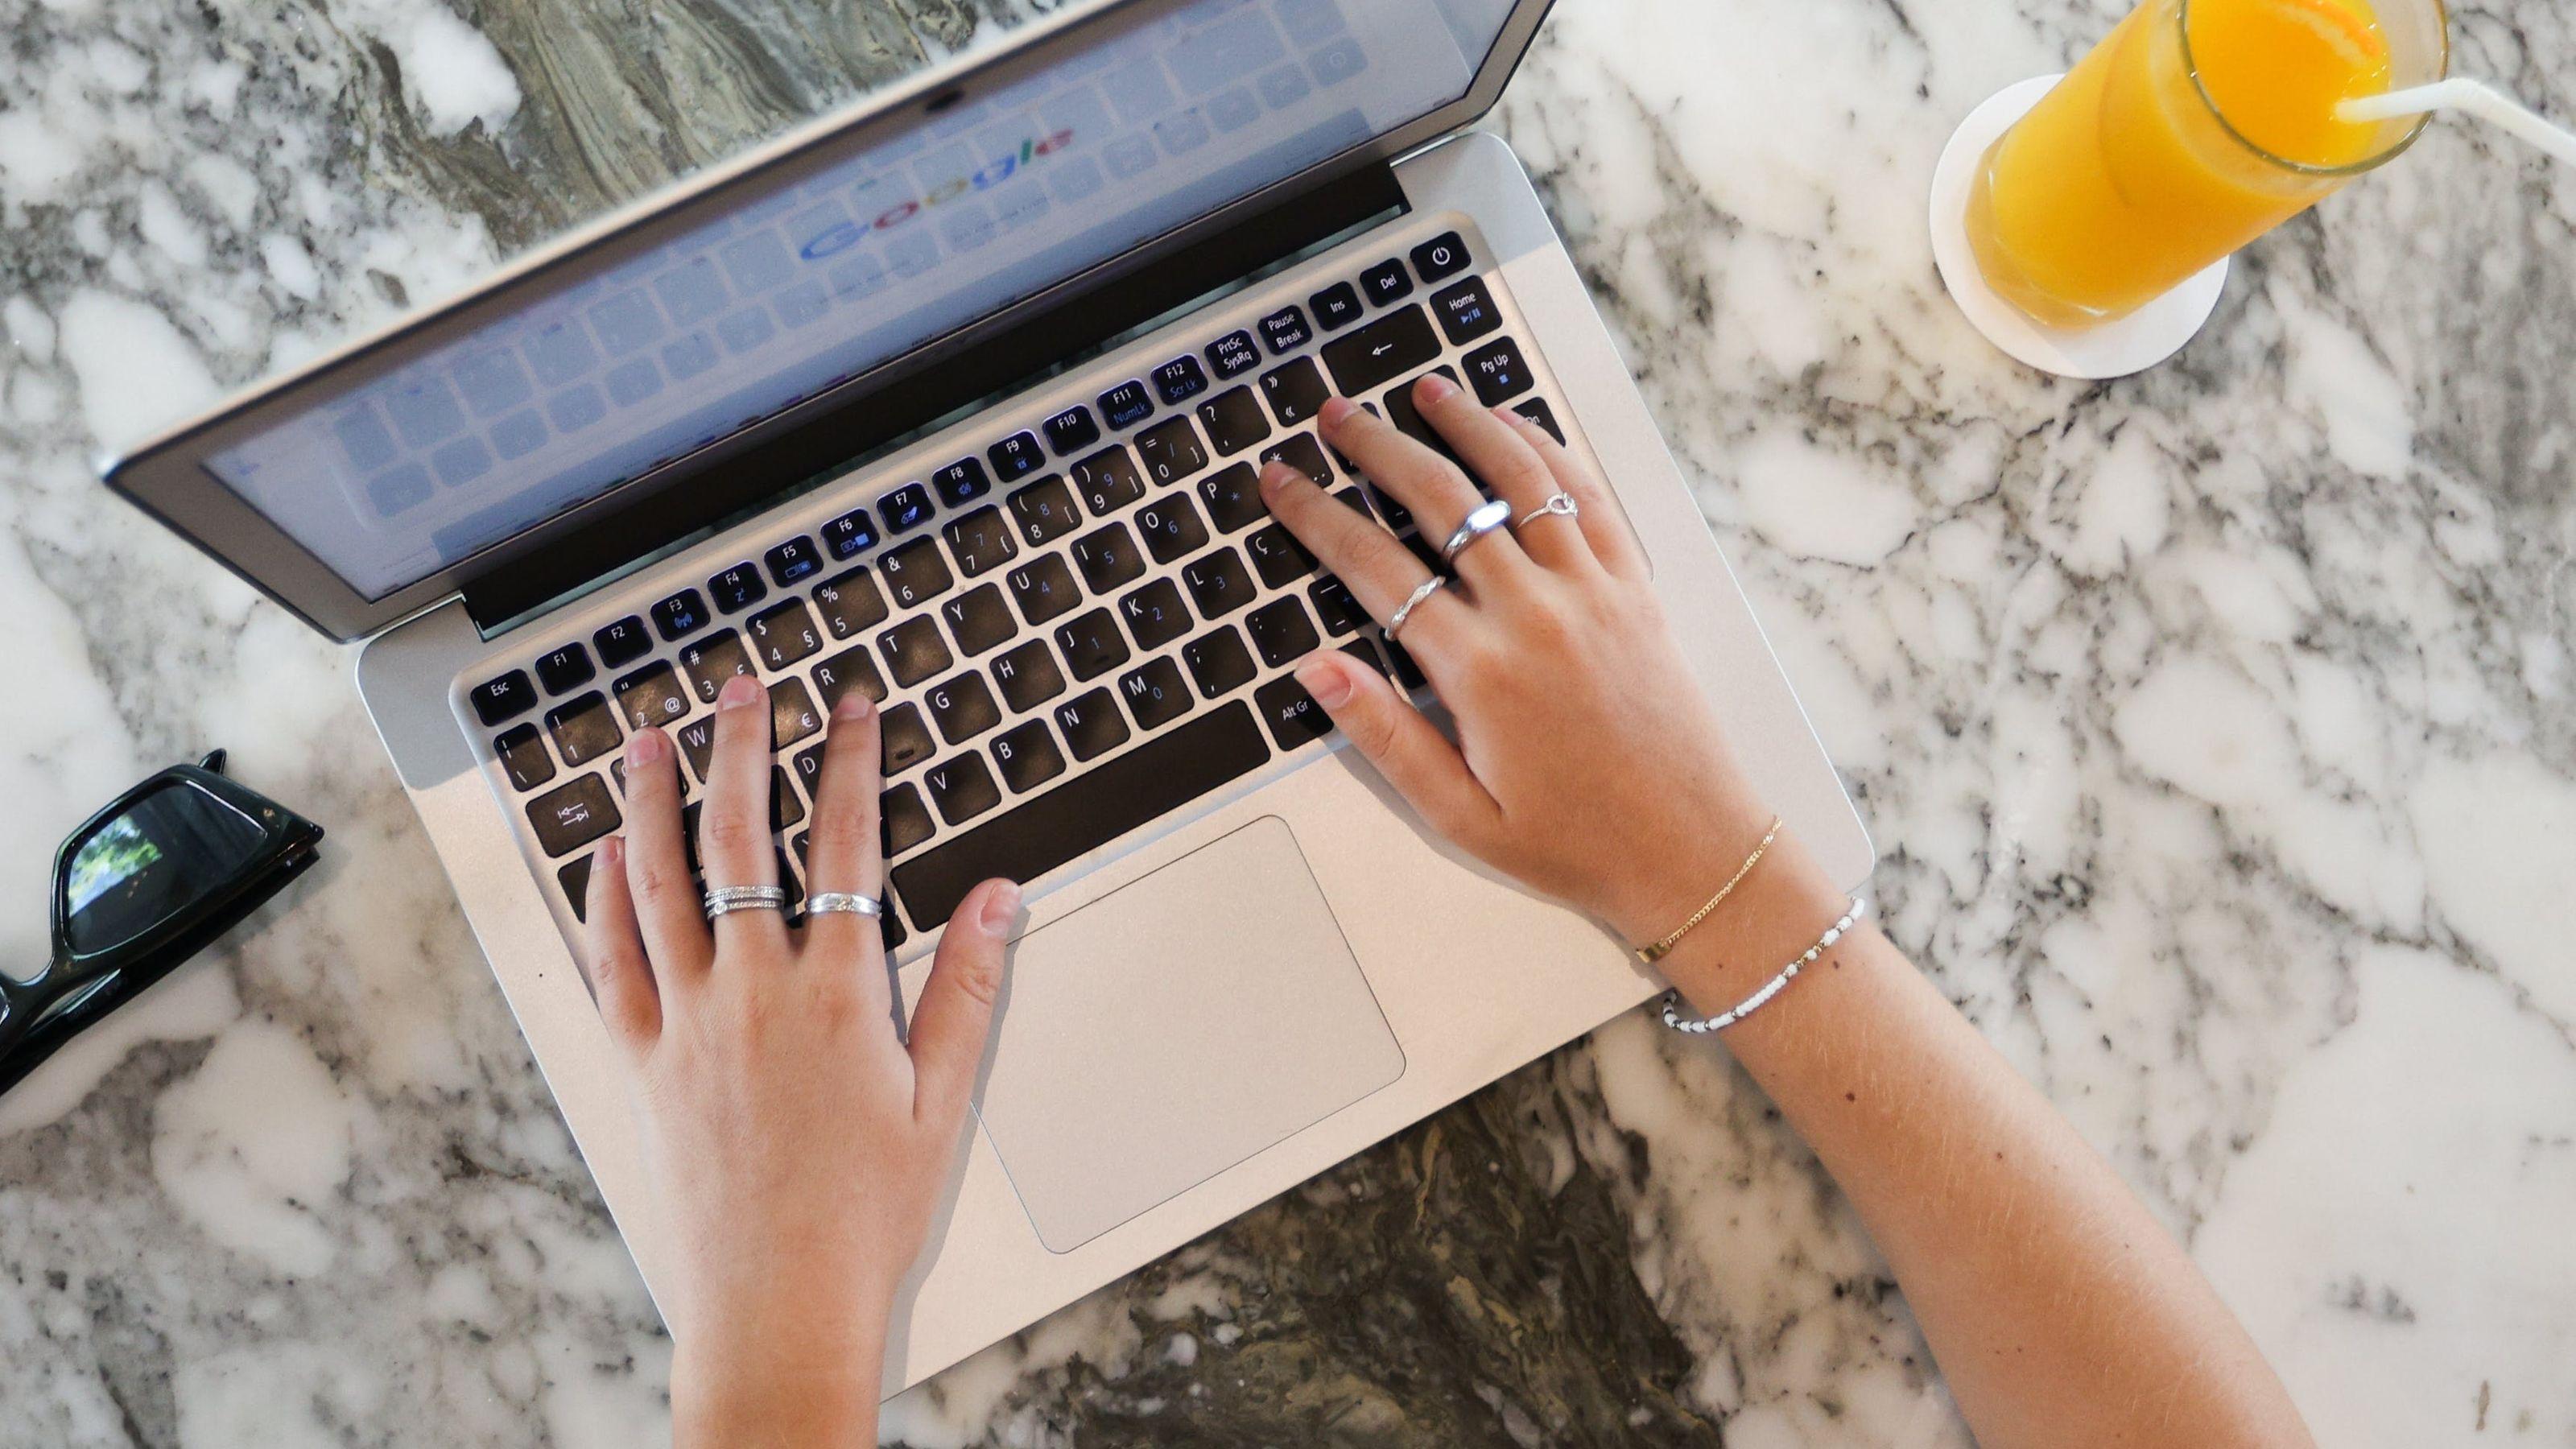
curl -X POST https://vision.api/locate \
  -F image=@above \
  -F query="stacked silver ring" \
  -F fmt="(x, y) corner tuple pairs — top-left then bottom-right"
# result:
(805, 892), (884, 919)
(702, 884), (788, 919)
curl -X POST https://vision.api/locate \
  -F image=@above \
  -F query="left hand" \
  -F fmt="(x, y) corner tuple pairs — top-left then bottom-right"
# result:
(580, 677), (1019, 1441)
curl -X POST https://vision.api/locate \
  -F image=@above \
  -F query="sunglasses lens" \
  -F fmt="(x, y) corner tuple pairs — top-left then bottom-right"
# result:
(61, 781), (269, 956)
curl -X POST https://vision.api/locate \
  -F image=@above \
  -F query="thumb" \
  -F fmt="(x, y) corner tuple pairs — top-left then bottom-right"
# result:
(1294, 650), (1501, 847)
(906, 877), (1019, 1132)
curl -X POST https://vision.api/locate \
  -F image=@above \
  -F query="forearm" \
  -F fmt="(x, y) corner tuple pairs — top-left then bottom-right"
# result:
(1655, 837), (2311, 1448)
(671, 1330), (884, 1448)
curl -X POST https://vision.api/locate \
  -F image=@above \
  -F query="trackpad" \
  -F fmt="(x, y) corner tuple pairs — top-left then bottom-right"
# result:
(970, 816), (1405, 1253)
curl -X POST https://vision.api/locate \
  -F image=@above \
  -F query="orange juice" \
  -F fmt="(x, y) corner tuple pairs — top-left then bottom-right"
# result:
(1964, 0), (2403, 327)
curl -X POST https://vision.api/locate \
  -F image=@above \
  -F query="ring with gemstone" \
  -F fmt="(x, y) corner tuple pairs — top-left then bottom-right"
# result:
(805, 892), (884, 919)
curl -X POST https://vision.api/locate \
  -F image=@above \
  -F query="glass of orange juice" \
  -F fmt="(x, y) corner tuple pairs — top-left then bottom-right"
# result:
(1963, 0), (2448, 329)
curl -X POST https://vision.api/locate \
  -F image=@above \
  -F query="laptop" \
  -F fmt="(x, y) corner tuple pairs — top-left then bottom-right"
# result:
(100, 0), (1873, 1393)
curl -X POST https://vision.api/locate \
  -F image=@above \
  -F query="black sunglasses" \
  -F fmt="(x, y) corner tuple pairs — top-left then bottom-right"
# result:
(2, 751), (324, 1096)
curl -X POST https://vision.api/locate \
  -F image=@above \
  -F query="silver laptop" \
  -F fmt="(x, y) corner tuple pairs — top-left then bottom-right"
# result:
(101, 0), (1872, 1393)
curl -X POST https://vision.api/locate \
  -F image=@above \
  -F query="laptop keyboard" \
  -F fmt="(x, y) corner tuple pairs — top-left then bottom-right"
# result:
(463, 221), (1574, 947)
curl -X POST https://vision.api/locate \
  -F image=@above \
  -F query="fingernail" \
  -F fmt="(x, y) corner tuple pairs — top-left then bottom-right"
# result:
(1296, 658), (1353, 708)
(1319, 395), (1357, 426)
(1416, 374), (1457, 402)
(980, 880), (1022, 934)
(718, 674), (762, 709)
(833, 689), (873, 720)
(1492, 405), (1524, 425)
(601, 835), (625, 869)
(1258, 460), (1297, 497)
(626, 729), (663, 766)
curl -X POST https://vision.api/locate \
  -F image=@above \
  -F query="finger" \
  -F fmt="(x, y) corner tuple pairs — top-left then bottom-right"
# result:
(907, 878), (1020, 1134)
(1259, 457), (1468, 646)
(1291, 651), (1501, 846)
(618, 726), (712, 976)
(799, 691), (888, 985)
(580, 836), (663, 1051)
(1323, 382), (1530, 592)
(1497, 407), (1649, 580)
(700, 672), (786, 953)
(1415, 389), (1594, 574)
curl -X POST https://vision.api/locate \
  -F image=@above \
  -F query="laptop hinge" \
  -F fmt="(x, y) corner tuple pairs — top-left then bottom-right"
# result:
(459, 161), (1409, 634)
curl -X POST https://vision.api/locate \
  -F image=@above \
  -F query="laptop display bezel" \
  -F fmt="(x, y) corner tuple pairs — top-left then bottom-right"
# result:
(99, 0), (1554, 642)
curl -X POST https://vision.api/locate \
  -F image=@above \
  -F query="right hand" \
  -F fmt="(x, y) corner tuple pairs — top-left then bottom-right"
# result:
(1258, 378), (1781, 948)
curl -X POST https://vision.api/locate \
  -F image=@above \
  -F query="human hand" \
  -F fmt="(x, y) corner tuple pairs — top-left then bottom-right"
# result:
(1258, 378), (1776, 947)
(580, 674), (1019, 1442)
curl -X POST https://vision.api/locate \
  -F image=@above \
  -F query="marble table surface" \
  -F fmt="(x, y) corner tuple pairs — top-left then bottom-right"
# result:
(4, 0), (2573, 1442)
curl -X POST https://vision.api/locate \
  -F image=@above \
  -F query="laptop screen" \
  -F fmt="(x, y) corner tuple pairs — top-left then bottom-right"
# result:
(199, 0), (1516, 602)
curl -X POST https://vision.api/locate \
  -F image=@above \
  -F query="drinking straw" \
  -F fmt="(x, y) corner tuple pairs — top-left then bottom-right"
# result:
(2338, 79), (2576, 166)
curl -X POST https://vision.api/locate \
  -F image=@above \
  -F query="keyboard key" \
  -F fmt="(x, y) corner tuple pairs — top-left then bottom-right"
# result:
(1465, 338), (1534, 406)
(812, 646), (886, 711)
(1257, 305), (1312, 354)
(1245, 596), (1322, 667)
(882, 782), (935, 856)
(890, 704), (1268, 925)
(1118, 577), (1192, 650)
(1322, 303), (1439, 397)
(1097, 379), (1154, 430)
(1071, 446), (1147, 516)
(1258, 432), (1334, 487)
(1042, 405), (1100, 456)
(613, 662), (692, 730)
(1137, 494), (1209, 564)
(821, 506), (881, 559)
(526, 774), (621, 858)
(1429, 278), (1501, 345)
(1054, 608), (1130, 681)
(1198, 461), (1267, 533)
(878, 615), (953, 688)
(1197, 386), (1271, 456)
(926, 672), (1002, 744)
(1181, 627), (1257, 699)
(1260, 357), (1329, 427)
(931, 456), (991, 508)
(1205, 329), (1260, 380)
(1359, 256), (1414, 306)
(1410, 230), (1470, 281)
(1512, 396), (1564, 444)
(709, 561), (766, 613)
(881, 703), (936, 774)
(592, 616), (652, 670)
(1053, 687), (1129, 762)
(1309, 281), (1363, 330)
(1008, 475), (1081, 546)
(989, 431), (1046, 481)
(792, 743), (828, 798)
(470, 669), (538, 726)
(1005, 554), (1083, 626)
(1254, 672), (1335, 749)
(990, 719), (1066, 794)
(652, 589), (710, 642)
(1182, 547), (1259, 618)
(992, 639), (1067, 712)
(1340, 638), (1389, 677)
(943, 583), (1017, 657)
(879, 482), (935, 535)
(1310, 576), (1368, 636)
(770, 677), (824, 749)
(1134, 416), (1208, 485)
(942, 506), (1018, 576)
(678, 630), (754, 704)
(1388, 638), (1427, 690)
(923, 753), (1003, 826)
(1151, 354), (1209, 406)
(766, 536), (823, 587)
(535, 643), (594, 696)
(675, 716), (718, 782)
(878, 538), (953, 609)
(1245, 523), (1317, 588)
(749, 600), (824, 671)
(1071, 523), (1146, 594)
(1120, 656), (1193, 728)
(494, 723), (555, 791)
(813, 568), (890, 638)
(770, 766), (807, 831)
(558, 855), (593, 921)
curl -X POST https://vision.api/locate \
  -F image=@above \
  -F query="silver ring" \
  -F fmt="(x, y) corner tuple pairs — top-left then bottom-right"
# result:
(1385, 573), (1450, 641)
(1516, 491), (1578, 530)
(1437, 497), (1514, 566)
(805, 892), (884, 919)
(703, 884), (788, 919)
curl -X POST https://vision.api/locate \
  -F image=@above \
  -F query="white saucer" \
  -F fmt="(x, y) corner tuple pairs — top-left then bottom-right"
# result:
(1928, 74), (2228, 380)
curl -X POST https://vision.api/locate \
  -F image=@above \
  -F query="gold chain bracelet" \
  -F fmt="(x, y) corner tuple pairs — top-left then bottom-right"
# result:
(1634, 816), (1782, 964)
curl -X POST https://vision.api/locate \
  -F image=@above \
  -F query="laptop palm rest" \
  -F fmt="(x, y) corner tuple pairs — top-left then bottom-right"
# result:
(968, 815), (1406, 1253)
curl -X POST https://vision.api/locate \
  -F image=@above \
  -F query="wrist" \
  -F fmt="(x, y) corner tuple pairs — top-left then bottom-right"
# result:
(1600, 795), (1781, 947)
(672, 1319), (886, 1447)
(1647, 831), (1855, 1017)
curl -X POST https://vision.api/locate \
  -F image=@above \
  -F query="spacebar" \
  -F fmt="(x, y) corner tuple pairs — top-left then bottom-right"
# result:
(890, 703), (1271, 927)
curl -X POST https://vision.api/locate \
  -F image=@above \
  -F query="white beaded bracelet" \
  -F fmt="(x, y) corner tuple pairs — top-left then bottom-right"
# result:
(1658, 896), (1868, 1035)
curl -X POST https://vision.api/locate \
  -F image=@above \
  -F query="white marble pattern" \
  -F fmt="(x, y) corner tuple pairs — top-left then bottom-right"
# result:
(2, 0), (2573, 1443)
